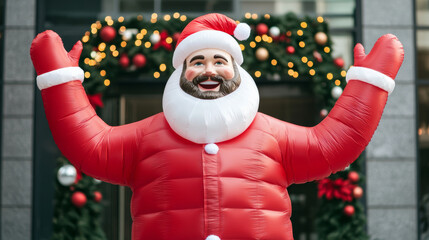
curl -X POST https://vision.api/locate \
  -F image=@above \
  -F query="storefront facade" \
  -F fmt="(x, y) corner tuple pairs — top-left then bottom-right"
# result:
(0, 0), (419, 239)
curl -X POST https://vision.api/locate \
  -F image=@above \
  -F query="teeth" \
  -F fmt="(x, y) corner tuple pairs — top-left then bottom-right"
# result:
(200, 80), (219, 85)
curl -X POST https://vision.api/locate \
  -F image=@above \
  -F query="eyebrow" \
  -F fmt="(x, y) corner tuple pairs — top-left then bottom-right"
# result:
(189, 55), (204, 63)
(214, 54), (229, 62)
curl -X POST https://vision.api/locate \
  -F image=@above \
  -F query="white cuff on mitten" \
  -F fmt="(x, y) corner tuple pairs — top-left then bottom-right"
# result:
(36, 67), (84, 90)
(346, 66), (395, 95)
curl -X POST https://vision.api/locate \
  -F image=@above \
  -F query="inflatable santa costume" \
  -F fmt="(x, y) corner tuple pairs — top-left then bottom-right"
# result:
(30, 13), (403, 240)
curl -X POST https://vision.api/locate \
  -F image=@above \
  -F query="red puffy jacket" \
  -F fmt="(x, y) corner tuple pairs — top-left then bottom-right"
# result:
(41, 78), (387, 240)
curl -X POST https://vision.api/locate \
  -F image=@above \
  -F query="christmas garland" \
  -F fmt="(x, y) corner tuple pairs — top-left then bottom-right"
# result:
(62, 12), (368, 239)
(79, 12), (346, 114)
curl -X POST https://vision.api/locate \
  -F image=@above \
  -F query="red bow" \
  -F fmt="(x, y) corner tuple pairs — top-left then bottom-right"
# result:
(153, 30), (173, 51)
(318, 178), (356, 202)
(87, 93), (104, 110)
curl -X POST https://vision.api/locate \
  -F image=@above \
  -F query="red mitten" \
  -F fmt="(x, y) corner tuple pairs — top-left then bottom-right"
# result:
(30, 30), (84, 89)
(346, 34), (404, 94)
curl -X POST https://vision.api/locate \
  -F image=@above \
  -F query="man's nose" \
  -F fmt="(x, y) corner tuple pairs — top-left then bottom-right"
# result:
(204, 63), (216, 77)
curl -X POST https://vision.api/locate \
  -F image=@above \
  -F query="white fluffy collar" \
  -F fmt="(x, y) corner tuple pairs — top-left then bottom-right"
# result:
(162, 65), (260, 144)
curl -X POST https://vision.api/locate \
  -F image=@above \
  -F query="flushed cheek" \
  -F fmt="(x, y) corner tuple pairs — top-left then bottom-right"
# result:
(221, 68), (234, 80)
(185, 68), (199, 81)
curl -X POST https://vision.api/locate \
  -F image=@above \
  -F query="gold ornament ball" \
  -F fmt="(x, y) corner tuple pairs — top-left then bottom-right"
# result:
(315, 32), (328, 45)
(256, 47), (269, 61)
(353, 186), (363, 199)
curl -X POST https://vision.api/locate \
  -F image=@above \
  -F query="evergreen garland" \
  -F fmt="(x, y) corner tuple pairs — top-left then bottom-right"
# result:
(52, 157), (106, 240)
(79, 12), (346, 112)
(316, 156), (369, 240)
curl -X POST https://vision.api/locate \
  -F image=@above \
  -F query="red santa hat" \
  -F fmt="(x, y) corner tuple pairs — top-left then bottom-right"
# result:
(172, 13), (251, 69)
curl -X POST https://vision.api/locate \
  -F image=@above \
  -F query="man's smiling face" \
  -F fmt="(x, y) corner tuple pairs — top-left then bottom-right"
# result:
(180, 48), (241, 99)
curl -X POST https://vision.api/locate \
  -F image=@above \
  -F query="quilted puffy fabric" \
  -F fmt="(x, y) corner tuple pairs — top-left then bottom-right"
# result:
(41, 78), (387, 240)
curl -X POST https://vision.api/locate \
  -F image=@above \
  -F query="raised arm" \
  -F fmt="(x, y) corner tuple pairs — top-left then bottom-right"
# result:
(30, 30), (145, 186)
(280, 34), (404, 185)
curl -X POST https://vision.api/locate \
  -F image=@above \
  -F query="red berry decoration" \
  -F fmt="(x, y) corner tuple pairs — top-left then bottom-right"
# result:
(313, 51), (323, 62)
(173, 32), (181, 42)
(334, 57), (345, 68)
(100, 26), (117, 43)
(353, 186), (363, 199)
(344, 205), (355, 216)
(133, 54), (147, 68)
(71, 191), (87, 208)
(94, 191), (103, 203)
(348, 171), (359, 183)
(256, 23), (269, 35)
(286, 46), (295, 54)
(119, 54), (130, 69)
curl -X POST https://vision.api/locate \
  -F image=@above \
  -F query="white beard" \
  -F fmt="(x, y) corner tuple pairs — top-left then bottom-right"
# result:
(162, 65), (260, 144)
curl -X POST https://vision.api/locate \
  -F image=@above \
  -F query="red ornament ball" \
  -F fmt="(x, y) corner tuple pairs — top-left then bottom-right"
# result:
(334, 57), (345, 68)
(100, 26), (117, 42)
(353, 186), (363, 199)
(256, 23), (269, 35)
(94, 191), (103, 203)
(286, 46), (295, 54)
(348, 171), (360, 183)
(133, 54), (147, 68)
(119, 54), (130, 68)
(344, 205), (355, 216)
(71, 191), (87, 208)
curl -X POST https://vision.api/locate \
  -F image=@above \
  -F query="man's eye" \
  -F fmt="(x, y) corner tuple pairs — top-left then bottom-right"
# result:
(194, 62), (203, 66)
(215, 61), (224, 65)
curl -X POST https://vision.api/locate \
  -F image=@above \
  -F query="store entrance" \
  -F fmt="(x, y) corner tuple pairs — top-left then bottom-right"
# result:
(100, 82), (319, 240)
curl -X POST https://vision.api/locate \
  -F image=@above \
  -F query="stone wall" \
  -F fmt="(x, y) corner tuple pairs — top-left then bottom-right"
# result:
(1, 0), (35, 239)
(362, 0), (418, 239)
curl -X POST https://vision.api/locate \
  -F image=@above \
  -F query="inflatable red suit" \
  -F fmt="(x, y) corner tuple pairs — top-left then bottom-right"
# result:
(30, 14), (403, 240)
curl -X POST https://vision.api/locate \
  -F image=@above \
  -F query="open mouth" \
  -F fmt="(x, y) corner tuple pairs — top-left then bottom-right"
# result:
(198, 80), (221, 91)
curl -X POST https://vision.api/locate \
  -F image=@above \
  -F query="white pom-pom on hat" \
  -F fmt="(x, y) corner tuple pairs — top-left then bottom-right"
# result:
(234, 22), (251, 41)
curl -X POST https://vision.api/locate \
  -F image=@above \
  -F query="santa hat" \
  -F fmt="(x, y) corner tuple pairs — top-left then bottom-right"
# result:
(172, 13), (251, 69)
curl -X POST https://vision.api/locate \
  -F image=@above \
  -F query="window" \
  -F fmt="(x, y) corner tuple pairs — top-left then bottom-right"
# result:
(416, 0), (429, 239)
(103, 0), (235, 16)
